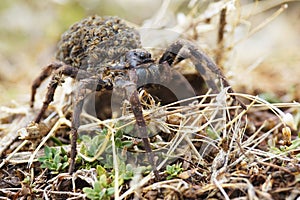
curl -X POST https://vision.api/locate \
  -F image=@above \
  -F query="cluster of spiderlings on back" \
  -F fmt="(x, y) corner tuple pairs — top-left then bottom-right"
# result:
(55, 16), (142, 71)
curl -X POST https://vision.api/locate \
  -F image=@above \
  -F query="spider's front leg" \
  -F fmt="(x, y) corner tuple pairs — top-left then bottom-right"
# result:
(159, 40), (246, 109)
(32, 64), (79, 123)
(69, 87), (85, 174)
(31, 61), (67, 108)
(69, 77), (113, 174)
(31, 62), (113, 174)
(115, 70), (159, 180)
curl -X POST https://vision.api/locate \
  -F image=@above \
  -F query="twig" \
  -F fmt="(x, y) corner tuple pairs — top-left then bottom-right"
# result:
(0, 140), (28, 168)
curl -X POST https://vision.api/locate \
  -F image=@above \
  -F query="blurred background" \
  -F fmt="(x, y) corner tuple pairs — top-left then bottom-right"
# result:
(0, 0), (299, 105)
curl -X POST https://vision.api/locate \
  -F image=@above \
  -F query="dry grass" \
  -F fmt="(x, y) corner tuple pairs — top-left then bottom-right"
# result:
(0, 0), (300, 199)
(1, 88), (300, 199)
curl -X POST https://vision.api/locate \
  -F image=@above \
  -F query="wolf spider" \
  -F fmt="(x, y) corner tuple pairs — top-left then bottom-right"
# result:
(30, 15), (245, 180)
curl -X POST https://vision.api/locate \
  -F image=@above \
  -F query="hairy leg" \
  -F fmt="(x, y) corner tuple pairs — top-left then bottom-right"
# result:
(31, 61), (66, 108)
(34, 65), (79, 123)
(68, 88), (85, 174)
(68, 76), (113, 174)
(126, 70), (159, 180)
(32, 60), (113, 173)
(159, 40), (246, 109)
(129, 89), (159, 180)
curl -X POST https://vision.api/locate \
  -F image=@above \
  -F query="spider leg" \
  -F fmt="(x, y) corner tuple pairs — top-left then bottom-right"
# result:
(159, 40), (246, 109)
(68, 85), (86, 174)
(69, 77), (113, 174)
(33, 61), (112, 173)
(129, 90), (159, 180)
(34, 65), (79, 123)
(31, 61), (65, 108)
(122, 70), (159, 180)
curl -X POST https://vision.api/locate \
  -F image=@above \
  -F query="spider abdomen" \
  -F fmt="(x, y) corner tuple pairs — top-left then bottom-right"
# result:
(56, 15), (142, 70)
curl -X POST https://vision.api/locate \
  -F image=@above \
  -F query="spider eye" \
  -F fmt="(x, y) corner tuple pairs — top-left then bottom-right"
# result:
(139, 51), (151, 59)
(125, 49), (153, 67)
(140, 52), (146, 58)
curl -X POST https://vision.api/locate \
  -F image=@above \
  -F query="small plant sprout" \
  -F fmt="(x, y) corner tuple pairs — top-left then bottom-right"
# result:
(83, 174), (114, 200)
(165, 163), (183, 180)
(38, 146), (69, 174)
(83, 164), (135, 200)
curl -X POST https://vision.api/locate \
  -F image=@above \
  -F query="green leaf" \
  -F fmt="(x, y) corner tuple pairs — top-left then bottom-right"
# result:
(104, 155), (113, 169)
(115, 138), (122, 148)
(121, 141), (133, 148)
(287, 138), (300, 150)
(53, 153), (61, 164)
(206, 127), (219, 140)
(106, 187), (115, 196)
(44, 146), (51, 157)
(96, 165), (106, 176)
(50, 136), (63, 145)
(37, 156), (47, 162)
(101, 128), (108, 136)
(165, 163), (183, 180)
(62, 162), (69, 170)
(98, 190), (106, 200)
(61, 147), (67, 155)
(99, 174), (108, 188)
(115, 129), (123, 138)
(83, 187), (98, 199)
(258, 92), (281, 103)
(38, 146), (69, 173)
(63, 155), (68, 162)
(93, 181), (102, 193)
(81, 135), (92, 143)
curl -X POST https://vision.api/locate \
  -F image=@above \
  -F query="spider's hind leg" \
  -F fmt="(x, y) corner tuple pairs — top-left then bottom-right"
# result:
(159, 40), (246, 109)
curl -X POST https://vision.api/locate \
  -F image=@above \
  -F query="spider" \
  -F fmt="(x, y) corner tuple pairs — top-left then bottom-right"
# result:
(30, 15), (245, 180)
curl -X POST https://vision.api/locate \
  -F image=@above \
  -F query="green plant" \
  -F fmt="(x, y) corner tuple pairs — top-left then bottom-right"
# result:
(165, 163), (183, 180)
(206, 127), (220, 140)
(83, 173), (114, 200)
(83, 164), (135, 200)
(81, 127), (151, 199)
(117, 162), (135, 184)
(270, 136), (300, 158)
(38, 146), (69, 173)
(82, 156), (141, 199)
(80, 132), (108, 159)
(80, 128), (133, 161)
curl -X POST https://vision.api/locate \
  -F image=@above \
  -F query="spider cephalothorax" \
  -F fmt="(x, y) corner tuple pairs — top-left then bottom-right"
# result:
(30, 15), (245, 180)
